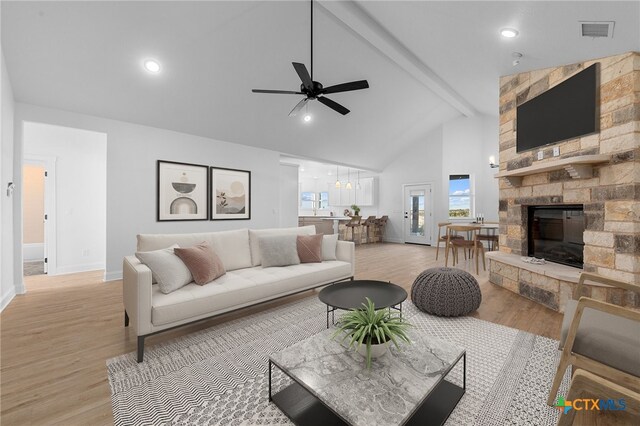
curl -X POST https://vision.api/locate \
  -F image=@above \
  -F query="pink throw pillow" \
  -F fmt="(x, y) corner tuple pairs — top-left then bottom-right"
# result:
(174, 242), (226, 285)
(297, 234), (323, 263)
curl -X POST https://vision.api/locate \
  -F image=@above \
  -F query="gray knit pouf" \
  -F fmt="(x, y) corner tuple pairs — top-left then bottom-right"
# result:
(411, 267), (482, 317)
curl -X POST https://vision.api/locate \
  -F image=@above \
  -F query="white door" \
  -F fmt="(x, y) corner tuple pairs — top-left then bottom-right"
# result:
(403, 184), (433, 245)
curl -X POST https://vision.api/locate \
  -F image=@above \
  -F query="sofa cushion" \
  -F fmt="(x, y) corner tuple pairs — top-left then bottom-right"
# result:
(135, 244), (193, 294)
(137, 228), (251, 271)
(297, 234), (323, 263)
(249, 226), (315, 266)
(151, 260), (352, 326)
(560, 299), (640, 377)
(259, 235), (300, 267)
(322, 234), (339, 261)
(174, 242), (226, 285)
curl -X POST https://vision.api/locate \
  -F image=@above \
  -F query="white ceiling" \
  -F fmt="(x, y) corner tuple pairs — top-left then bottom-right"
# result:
(2, 1), (638, 171)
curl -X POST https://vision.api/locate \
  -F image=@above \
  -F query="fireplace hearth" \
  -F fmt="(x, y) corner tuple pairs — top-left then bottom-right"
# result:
(528, 205), (585, 268)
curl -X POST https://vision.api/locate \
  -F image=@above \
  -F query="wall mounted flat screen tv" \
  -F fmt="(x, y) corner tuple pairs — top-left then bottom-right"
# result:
(516, 63), (599, 153)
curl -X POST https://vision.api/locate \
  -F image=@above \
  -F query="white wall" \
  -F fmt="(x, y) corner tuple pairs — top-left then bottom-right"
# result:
(378, 127), (443, 243)
(14, 103), (288, 280)
(24, 122), (107, 274)
(279, 163), (299, 227)
(441, 114), (499, 222)
(1, 49), (17, 310)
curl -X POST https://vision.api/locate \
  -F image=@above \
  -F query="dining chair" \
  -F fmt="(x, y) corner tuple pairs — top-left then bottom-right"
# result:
(345, 215), (362, 243)
(435, 222), (463, 260)
(476, 221), (499, 251)
(547, 272), (640, 407)
(444, 225), (486, 274)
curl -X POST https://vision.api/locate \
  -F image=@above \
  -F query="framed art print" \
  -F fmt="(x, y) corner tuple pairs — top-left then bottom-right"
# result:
(157, 160), (209, 221)
(210, 167), (251, 220)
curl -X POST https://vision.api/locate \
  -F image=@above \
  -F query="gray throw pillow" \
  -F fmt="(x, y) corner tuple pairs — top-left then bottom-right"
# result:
(322, 234), (339, 261)
(259, 235), (300, 267)
(135, 244), (193, 294)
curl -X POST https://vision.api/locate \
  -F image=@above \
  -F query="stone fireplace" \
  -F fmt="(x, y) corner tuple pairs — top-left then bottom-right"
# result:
(486, 52), (639, 313)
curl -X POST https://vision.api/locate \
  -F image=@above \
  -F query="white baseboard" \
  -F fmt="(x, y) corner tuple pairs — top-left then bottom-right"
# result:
(1, 287), (16, 312)
(104, 270), (123, 282)
(23, 243), (44, 261)
(53, 262), (106, 276)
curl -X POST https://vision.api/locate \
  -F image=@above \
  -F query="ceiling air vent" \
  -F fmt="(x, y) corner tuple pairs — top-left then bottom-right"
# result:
(580, 21), (615, 38)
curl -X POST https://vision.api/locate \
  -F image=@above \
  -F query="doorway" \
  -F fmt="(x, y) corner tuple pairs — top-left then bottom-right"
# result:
(23, 156), (56, 276)
(403, 183), (433, 245)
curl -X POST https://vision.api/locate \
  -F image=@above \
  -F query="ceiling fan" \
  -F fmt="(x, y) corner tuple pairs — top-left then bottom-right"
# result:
(251, 0), (369, 116)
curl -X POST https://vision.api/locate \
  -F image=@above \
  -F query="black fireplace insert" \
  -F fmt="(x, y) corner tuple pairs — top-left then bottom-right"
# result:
(528, 205), (585, 268)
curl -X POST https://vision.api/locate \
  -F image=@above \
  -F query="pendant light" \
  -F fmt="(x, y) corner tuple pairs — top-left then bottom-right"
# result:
(356, 170), (361, 190)
(346, 168), (352, 190)
(335, 166), (341, 188)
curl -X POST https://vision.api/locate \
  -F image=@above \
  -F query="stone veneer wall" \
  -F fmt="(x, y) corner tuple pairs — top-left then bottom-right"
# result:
(490, 52), (639, 312)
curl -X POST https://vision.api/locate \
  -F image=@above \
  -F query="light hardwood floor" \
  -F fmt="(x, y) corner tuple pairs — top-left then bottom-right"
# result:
(0, 243), (633, 425)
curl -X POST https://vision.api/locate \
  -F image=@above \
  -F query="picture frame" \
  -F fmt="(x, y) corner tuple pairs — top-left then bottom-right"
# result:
(210, 167), (251, 220)
(157, 160), (209, 221)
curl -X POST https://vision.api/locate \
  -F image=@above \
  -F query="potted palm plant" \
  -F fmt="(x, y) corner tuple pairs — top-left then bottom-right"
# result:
(332, 298), (411, 368)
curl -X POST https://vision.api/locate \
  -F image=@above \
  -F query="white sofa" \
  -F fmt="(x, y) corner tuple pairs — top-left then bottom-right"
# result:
(123, 226), (355, 361)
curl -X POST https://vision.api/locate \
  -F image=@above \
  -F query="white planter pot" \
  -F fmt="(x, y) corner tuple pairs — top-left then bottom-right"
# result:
(356, 340), (390, 360)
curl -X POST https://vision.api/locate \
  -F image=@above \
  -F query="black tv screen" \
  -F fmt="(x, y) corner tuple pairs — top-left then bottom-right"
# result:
(516, 63), (599, 153)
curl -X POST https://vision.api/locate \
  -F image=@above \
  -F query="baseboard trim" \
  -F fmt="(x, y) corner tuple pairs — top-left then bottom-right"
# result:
(1, 287), (16, 312)
(104, 270), (123, 282)
(23, 243), (45, 261)
(53, 262), (106, 276)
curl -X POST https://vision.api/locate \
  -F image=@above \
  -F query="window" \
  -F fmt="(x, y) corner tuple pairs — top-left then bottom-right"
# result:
(300, 192), (315, 209)
(300, 191), (329, 210)
(318, 192), (329, 209)
(448, 174), (473, 218)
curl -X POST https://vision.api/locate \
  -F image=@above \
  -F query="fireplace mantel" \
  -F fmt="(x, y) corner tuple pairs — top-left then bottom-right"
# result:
(494, 154), (609, 187)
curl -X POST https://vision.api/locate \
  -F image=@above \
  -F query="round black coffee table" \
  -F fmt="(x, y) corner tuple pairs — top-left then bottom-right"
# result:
(318, 280), (408, 328)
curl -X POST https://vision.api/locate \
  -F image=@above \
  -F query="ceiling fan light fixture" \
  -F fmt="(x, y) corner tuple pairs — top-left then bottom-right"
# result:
(143, 59), (161, 73)
(500, 28), (519, 38)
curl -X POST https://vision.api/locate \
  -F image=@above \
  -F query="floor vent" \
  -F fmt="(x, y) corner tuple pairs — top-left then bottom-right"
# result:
(580, 21), (614, 38)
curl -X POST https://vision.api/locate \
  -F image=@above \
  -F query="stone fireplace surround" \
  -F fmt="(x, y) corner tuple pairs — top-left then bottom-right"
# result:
(487, 52), (639, 313)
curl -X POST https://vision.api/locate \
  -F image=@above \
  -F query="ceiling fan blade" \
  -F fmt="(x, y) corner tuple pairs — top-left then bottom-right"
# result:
(322, 80), (369, 94)
(288, 98), (309, 117)
(317, 96), (350, 115)
(292, 62), (313, 91)
(252, 89), (304, 95)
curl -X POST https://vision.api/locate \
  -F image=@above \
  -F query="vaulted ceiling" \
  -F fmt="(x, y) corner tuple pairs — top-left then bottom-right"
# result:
(2, 1), (638, 171)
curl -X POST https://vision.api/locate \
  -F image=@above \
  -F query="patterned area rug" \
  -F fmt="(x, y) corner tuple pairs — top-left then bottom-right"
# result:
(107, 297), (569, 425)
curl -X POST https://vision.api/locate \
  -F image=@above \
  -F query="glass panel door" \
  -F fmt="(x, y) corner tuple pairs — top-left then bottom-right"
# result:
(404, 184), (432, 245)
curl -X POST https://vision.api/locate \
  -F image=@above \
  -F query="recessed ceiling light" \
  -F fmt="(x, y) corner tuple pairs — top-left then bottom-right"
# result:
(143, 59), (161, 74)
(500, 28), (519, 38)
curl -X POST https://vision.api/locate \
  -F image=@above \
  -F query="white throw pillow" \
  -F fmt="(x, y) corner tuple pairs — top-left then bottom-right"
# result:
(249, 226), (315, 266)
(322, 234), (339, 261)
(258, 235), (300, 267)
(135, 244), (193, 294)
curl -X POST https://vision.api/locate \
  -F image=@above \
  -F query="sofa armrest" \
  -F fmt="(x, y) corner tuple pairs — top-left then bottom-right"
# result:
(336, 240), (355, 277)
(123, 256), (153, 336)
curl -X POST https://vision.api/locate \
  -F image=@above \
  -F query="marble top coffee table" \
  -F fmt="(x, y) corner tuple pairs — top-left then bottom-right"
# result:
(268, 329), (465, 426)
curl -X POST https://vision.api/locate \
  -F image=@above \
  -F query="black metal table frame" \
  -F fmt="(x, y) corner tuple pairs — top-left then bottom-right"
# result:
(268, 352), (466, 426)
(325, 302), (403, 328)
